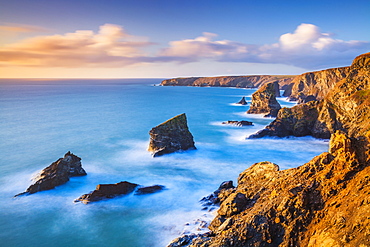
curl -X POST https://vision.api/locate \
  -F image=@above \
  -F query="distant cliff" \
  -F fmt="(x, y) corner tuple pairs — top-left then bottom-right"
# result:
(161, 75), (295, 89)
(250, 52), (370, 139)
(284, 66), (351, 100)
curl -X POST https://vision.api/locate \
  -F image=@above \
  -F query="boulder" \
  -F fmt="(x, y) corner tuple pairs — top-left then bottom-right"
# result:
(247, 81), (281, 117)
(75, 181), (139, 204)
(148, 113), (196, 157)
(236, 96), (248, 105)
(15, 152), (86, 196)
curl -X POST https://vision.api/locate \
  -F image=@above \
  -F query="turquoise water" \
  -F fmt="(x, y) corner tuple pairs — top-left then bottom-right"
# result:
(0, 79), (327, 247)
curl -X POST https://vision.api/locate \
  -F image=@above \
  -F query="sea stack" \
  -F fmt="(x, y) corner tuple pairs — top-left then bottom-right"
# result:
(247, 81), (281, 117)
(236, 96), (248, 105)
(148, 113), (196, 157)
(15, 152), (86, 196)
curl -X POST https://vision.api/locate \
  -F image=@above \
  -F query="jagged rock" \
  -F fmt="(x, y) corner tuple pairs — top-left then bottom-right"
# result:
(169, 130), (370, 246)
(200, 181), (235, 208)
(15, 152), (86, 196)
(135, 185), (165, 195)
(298, 94), (317, 103)
(250, 52), (370, 139)
(148, 113), (196, 157)
(161, 75), (295, 89)
(221, 120), (253, 127)
(247, 81), (281, 117)
(236, 96), (248, 105)
(286, 66), (351, 101)
(75, 181), (139, 204)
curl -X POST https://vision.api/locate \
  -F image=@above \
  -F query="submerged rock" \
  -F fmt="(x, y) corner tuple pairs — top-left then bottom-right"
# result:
(75, 181), (139, 204)
(236, 96), (248, 105)
(15, 152), (86, 197)
(221, 120), (253, 127)
(148, 113), (196, 157)
(247, 81), (281, 117)
(135, 185), (165, 195)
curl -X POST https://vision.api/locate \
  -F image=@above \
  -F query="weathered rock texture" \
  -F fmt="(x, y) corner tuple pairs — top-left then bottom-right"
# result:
(250, 52), (370, 139)
(247, 81), (281, 117)
(15, 152), (86, 196)
(285, 67), (351, 100)
(75, 182), (165, 204)
(161, 75), (294, 89)
(168, 130), (370, 247)
(75, 181), (139, 204)
(148, 113), (196, 157)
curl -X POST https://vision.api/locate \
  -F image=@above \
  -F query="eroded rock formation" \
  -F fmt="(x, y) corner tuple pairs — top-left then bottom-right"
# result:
(15, 152), (86, 196)
(285, 66), (351, 100)
(161, 75), (294, 89)
(75, 182), (166, 204)
(236, 96), (248, 105)
(250, 52), (370, 139)
(168, 130), (370, 246)
(148, 113), (196, 157)
(247, 81), (281, 117)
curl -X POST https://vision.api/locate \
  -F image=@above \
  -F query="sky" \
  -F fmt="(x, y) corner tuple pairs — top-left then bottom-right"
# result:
(0, 0), (369, 78)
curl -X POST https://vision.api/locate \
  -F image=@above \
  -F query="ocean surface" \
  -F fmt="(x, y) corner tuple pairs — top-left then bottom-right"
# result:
(0, 79), (328, 247)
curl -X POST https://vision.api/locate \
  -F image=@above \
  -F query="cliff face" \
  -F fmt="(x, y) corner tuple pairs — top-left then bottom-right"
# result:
(251, 53), (370, 139)
(168, 130), (370, 247)
(161, 75), (294, 89)
(247, 81), (281, 117)
(285, 67), (351, 100)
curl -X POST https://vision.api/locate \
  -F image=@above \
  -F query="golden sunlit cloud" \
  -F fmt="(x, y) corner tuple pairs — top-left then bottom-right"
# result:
(0, 23), (154, 67)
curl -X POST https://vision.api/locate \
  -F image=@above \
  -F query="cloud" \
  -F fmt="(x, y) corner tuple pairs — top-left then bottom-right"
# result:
(0, 24), (154, 67)
(0, 23), (48, 33)
(159, 23), (370, 69)
(0, 23), (369, 70)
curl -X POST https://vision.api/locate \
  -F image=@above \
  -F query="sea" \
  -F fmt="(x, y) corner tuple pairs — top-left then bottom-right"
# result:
(0, 79), (328, 247)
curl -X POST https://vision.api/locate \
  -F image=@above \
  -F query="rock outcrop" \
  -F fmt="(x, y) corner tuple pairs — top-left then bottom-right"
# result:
(15, 152), (86, 196)
(221, 120), (253, 127)
(236, 96), (248, 105)
(75, 182), (165, 204)
(168, 130), (370, 247)
(250, 52), (370, 139)
(285, 66), (351, 100)
(247, 81), (281, 117)
(148, 113), (196, 157)
(161, 75), (294, 89)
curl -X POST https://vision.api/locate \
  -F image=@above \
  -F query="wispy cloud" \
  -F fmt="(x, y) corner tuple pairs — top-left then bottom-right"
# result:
(0, 24), (154, 67)
(0, 23), (369, 69)
(0, 23), (48, 33)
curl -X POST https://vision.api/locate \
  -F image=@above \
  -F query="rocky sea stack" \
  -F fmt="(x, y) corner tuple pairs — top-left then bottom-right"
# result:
(247, 81), (281, 117)
(15, 152), (86, 196)
(148, 113), (196, 157)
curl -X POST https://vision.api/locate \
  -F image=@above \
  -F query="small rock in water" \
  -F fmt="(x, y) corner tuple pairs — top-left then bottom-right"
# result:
(236, 96), (248, 105)
(135, 185), (165, 195)
(15, 151), (86, 197)
(221, 120), (253, 127)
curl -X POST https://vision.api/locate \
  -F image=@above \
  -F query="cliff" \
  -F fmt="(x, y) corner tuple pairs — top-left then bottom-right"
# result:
(284, 66), (351, 100)
(250, 53), (370, 139)
(148, 113), (196, 157)
(247, 81), (281, 117)
(161, 75), (294, 89)
(168, 130), (370, 247)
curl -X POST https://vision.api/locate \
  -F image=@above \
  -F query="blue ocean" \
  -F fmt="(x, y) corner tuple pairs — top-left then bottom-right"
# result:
(0, 79), (328, 247)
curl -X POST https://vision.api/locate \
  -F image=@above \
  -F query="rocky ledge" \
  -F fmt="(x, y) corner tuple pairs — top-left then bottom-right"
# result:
(168, 130), (370, 246)
(148, 113), (196, 157)
(15, 152), (86, 197)
(75, 181), (165, 204)
(247, 81), (281, 117)
(221, 121), (253, 127)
